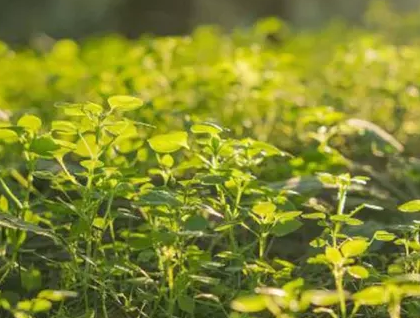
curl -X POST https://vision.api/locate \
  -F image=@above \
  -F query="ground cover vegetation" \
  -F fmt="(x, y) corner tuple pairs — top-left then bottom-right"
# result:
(1, 2), (420, 317)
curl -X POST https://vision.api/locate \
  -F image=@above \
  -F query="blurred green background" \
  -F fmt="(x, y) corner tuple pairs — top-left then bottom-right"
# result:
(1, 0), (420, 44)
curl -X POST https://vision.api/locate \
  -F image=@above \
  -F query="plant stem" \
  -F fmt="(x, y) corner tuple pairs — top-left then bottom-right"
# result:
(259, 233), (267, 259)
(333, 185), (347, 248)
(0, 176), (23, 210)
(334, 268), (347, 318)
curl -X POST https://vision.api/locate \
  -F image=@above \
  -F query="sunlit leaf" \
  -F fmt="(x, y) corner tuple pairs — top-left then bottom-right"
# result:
(253, 202), (276, 217)
(191, 123), (223, 135)
(325, 247), (343, 264)
(341, 239), (369, 258)
(347, 265), (369, 279)
(399, 200), (420, 213)
(353, 286), (389, 306)
(302, 290), (342, 306)
(0, 129), (19, 143)
(37, 290), (78, 302)
(148, 131), (189, 153)
(17, 114), (42, 133)
(108, 95), (143, 112)
(231, 295), (267, 313)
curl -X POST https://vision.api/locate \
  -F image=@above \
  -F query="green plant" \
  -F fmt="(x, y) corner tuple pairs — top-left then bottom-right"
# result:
(1, 5), (420, 317)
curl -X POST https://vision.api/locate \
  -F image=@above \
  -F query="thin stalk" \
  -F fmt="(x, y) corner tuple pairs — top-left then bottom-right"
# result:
(0, 177), (23, 210)
(334, 268), (347, 318)
(259, 233), (267, 259)
(333, 185), (347, 248)
(388, 299), (401, 318)
(167, 264), (175, 317)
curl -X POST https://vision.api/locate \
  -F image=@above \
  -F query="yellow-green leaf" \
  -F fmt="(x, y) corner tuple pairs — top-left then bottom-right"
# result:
(148, 131), (189, 153)
(108, 95), (143, 112)
(374, 230), (396, 242)
(0, 129), (19, 143)
(341, 239), (369, 258)
(325, 246), (343, 264)
(29, 136), (61, 157)
(160, 154), (174, 168)
(252, 202), (276, 217)
(51, 120), (77, 134)
(17, 114), (42, 133)
(32, 298), (52, 313)
(231, 295), (267, 313)
(353, 286), (389, 306)
(398, 200), (420, 213)
(191, 123), (223, 135)
(347, 265), (369, 279)
(80, 160), (104, 170)
(37, 290), (78, 301)
(302, 290), (342, 306)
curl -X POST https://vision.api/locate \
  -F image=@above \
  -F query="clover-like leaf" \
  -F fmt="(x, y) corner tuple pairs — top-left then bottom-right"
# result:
(341, 239), (369, 258)
(231, 295), (267, 313)
(353, 286), (389, 306)
(108, 95), (143, 112)
(18, 114), (42, 133)
(399, 200), (420, 213)
(148, 131), (189, 153)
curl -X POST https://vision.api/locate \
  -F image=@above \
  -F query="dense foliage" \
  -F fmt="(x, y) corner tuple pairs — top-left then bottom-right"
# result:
(1, 3), (420, 318)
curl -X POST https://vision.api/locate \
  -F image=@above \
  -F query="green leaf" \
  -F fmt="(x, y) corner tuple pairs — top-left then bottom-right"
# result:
(302, 212), (326, 220)
(317, 173), (336, 186)
(51, 120), (77, 134)
(31, 298), (52, 313)
(191, 123), (223, 135)
(0, 196), (8, 212)
(74, 134), (99, 158)
(16, 300), (32, 312)
(160, 154), (174, 168)
(37, 290), (78, 302)
(108, 95), (143, 112)
(138, 190), (182, 206)
(83, 102), (103, 115)
(271, 219), (302, 237)
(196, 174), (229, 185)
(330, 215), (364, 226)
(0, 213), (60, 244)
(353, 286), (390, 306)
(189, 275), (220, 285)
(29, 136), (60, 157)
(17, 114), (42, 133)
(127, 234), (153, 250)
(251, 140), (287, 157)
(0, 129), (19, 143)
(374, 230), (396, 242)
(21, 268), (42, 291)
(184, 215), (208, 231)
(92, 217), (106, 230)
(178, 295), (195, 314)
(55, 102), (85, 117)
(310, 238), (327, 248)
(401, 284), (420, 297)
(252, 202), (276, 217)
(80, 159), (104, 170)
(341, 239), (369, 258)
(347, 265), (369, 279)
(148, 131), (189, 153)
(214, 221), (240, 232)
(302, 290), (342, 306)
(325, 247), (343, 264)
(231, 295), (267, 313)
(398, 200), (420, 213)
